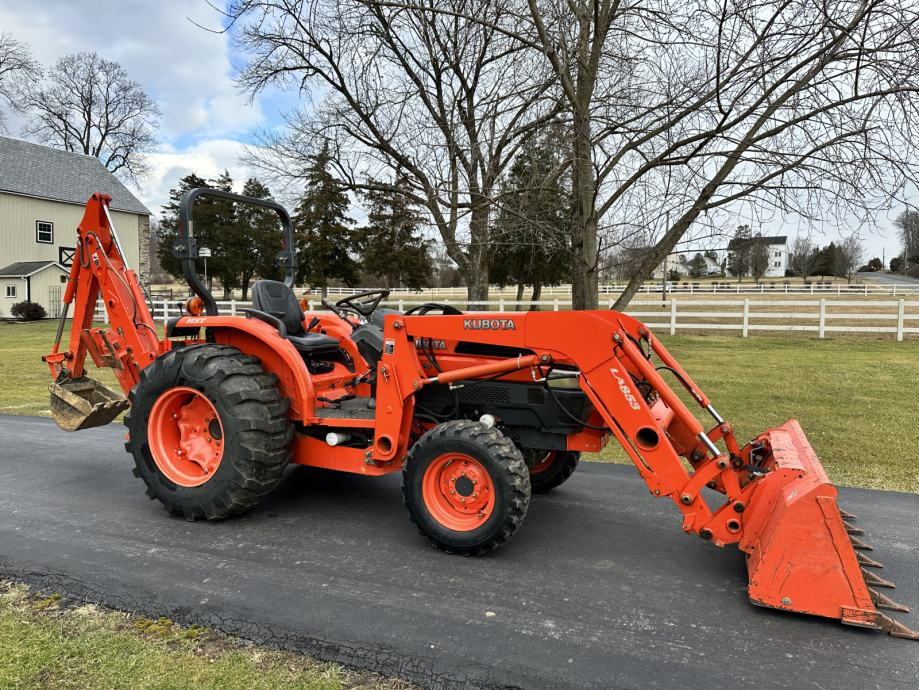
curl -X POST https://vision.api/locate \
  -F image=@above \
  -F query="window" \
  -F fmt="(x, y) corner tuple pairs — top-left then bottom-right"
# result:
(5, 284), (16, 298)
(60, 275), (67, 284)
(774, 261), (780, 268)
(36, 221), (53, 244)
(774, 250), (781, 258)
(59, 246), (75, 266)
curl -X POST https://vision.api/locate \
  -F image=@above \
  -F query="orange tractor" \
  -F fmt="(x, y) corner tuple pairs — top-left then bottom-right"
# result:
(44, 189), (917, 639)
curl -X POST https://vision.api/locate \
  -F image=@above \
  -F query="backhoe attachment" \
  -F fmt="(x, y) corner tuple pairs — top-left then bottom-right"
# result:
(43, 193), (162, 430)
(49, 377), (130, 432)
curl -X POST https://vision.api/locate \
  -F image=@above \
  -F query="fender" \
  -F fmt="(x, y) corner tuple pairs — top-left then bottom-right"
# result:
(174, 315), (315, 419)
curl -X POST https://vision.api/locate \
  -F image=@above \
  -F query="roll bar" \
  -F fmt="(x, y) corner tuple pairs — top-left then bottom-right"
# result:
(172, 188), (297, 316)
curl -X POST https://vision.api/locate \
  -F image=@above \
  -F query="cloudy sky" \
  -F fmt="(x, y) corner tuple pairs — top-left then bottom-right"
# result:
(0, 0), (907, 261)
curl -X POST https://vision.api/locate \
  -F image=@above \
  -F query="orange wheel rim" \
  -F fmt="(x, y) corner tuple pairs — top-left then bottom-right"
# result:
(421, 452), (495, 531)
(531, 451), (556, 475)
(147, 387), (224, 487)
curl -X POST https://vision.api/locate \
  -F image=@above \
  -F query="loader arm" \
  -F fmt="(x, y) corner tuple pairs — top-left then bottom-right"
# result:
(380, 310), (918, 639)
(43, 193), (164, 430)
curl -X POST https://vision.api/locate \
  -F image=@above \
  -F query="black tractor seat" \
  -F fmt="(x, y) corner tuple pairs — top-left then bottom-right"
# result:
(250, 280), (339, 355)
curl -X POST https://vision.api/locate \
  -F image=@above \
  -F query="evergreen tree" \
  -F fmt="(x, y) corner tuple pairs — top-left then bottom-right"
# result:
(293, 146), (360, 296)
(727, 225), (753, 279)
(814, 242), (841, 277)
(206, 170), (239, 298)
(237, 178), (283, 299)
(688, 253), (707, 278)
(489, 128), (569, 309)
(156, 173), (212, 281)
(360, 174), (433, 288)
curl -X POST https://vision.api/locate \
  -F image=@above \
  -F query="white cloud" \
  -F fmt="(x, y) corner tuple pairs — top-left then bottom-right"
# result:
(0, 0), (261, 142)
(136, 139), (262, 216)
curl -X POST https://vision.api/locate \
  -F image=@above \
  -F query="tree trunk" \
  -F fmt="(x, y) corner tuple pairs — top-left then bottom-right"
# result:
(515, 281), (525, 311)
(464, 203), (491, 310)
(569, 98), (598, 310)
(529, 280), (542, 311)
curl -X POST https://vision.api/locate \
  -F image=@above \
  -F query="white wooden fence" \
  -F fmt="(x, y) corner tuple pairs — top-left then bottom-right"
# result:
(322, 281), (919, 297)
(92, 296), (919, 341)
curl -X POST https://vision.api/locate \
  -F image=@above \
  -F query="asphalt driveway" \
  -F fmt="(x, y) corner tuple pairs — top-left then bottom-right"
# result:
(1, 415), (917, 688)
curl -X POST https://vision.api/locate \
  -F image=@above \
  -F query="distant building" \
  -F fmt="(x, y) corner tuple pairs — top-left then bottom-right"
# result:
(726, 235), (788, 278)
(0, 136), (151, 318)
(616, 247), (721, 281)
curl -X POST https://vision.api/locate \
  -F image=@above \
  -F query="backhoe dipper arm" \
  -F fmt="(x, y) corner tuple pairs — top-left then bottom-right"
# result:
(43, 193), (162, 396)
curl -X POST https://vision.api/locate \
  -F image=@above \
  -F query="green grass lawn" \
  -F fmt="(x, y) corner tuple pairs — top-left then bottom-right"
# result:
(0, 583), (404, 690)
(2, 320), (917, 492)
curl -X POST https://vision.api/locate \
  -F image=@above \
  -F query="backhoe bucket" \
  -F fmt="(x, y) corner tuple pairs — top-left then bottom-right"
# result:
(49, 378), (129, 432)
(740, 420), (918, 639)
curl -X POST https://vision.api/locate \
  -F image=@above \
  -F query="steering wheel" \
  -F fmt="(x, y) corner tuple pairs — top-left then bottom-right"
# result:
(322, 289), (391, 328)
(403, 302), (464, 316)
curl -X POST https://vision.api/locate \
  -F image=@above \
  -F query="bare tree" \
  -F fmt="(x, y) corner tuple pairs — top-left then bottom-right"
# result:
(750, 236), (770, 283)
(231, 0), (559, 303)
(0, 32), (39, 133)
(335, 1), (919, 309)
(789, 234), (821, 280)
(23, 52), (160, 181)
(838, 234), (865, 282)
(894, 210), (919, 266)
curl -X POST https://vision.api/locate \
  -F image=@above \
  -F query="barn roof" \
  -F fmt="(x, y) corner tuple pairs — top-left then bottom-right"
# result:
(0, 260), (66, 278)
(0, 136), (150, 216)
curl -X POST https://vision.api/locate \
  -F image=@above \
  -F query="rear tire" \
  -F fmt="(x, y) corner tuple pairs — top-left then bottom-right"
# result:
(125, 345), (292, 520)
(403, 420), (530, 555)
(526, 450), (580, 494)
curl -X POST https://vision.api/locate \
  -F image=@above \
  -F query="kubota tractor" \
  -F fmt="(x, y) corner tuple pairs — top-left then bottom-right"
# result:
(43, 189), (917, 639)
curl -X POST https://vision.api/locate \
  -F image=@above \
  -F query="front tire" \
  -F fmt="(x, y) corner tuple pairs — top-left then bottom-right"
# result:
(403, 420), (530, 555)
(125, 345), (292, 520)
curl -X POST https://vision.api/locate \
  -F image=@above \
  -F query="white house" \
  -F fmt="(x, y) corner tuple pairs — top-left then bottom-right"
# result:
(726, 235), (788, 278)
(0, 136), (151, 318)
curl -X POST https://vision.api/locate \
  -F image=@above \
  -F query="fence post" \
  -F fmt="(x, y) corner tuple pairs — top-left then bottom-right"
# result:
(230, 300), (236, 316)
(499, 298), (505, 312)
(398, 300), (404, 311)
(893, 285), (898, 297)
(897, 299), (905, 342)
(554, 299), (559, 311)
(669, 298), (677, 335)
(742, 299), (750, 337)
(818, 299), (826, 338)
(810, 282), (814, 294)
(864, 284), (868, 296)
(162, 300), (169, 328)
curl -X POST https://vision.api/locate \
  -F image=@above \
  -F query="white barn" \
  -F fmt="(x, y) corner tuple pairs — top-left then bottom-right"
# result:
(0, 136), (151, 318)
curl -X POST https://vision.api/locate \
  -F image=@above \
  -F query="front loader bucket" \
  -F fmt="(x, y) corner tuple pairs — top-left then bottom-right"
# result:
(49, 378), (129, 432)
(740, 420), (918, 639)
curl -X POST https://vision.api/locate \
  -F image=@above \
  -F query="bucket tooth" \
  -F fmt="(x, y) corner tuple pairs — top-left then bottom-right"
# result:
(839, 509), (858, 520)
(862, 568), (896, 589)
(877, 613), (919, 641)
(849, 535), (874, 550)
(856, 552), (884, 569)
(844, 522), (865, 535)
(870, 588), (910, 613)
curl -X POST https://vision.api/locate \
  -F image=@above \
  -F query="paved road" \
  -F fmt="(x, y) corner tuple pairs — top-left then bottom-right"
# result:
(857, 272), (919, 286)
(1, 415), (918, 689)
